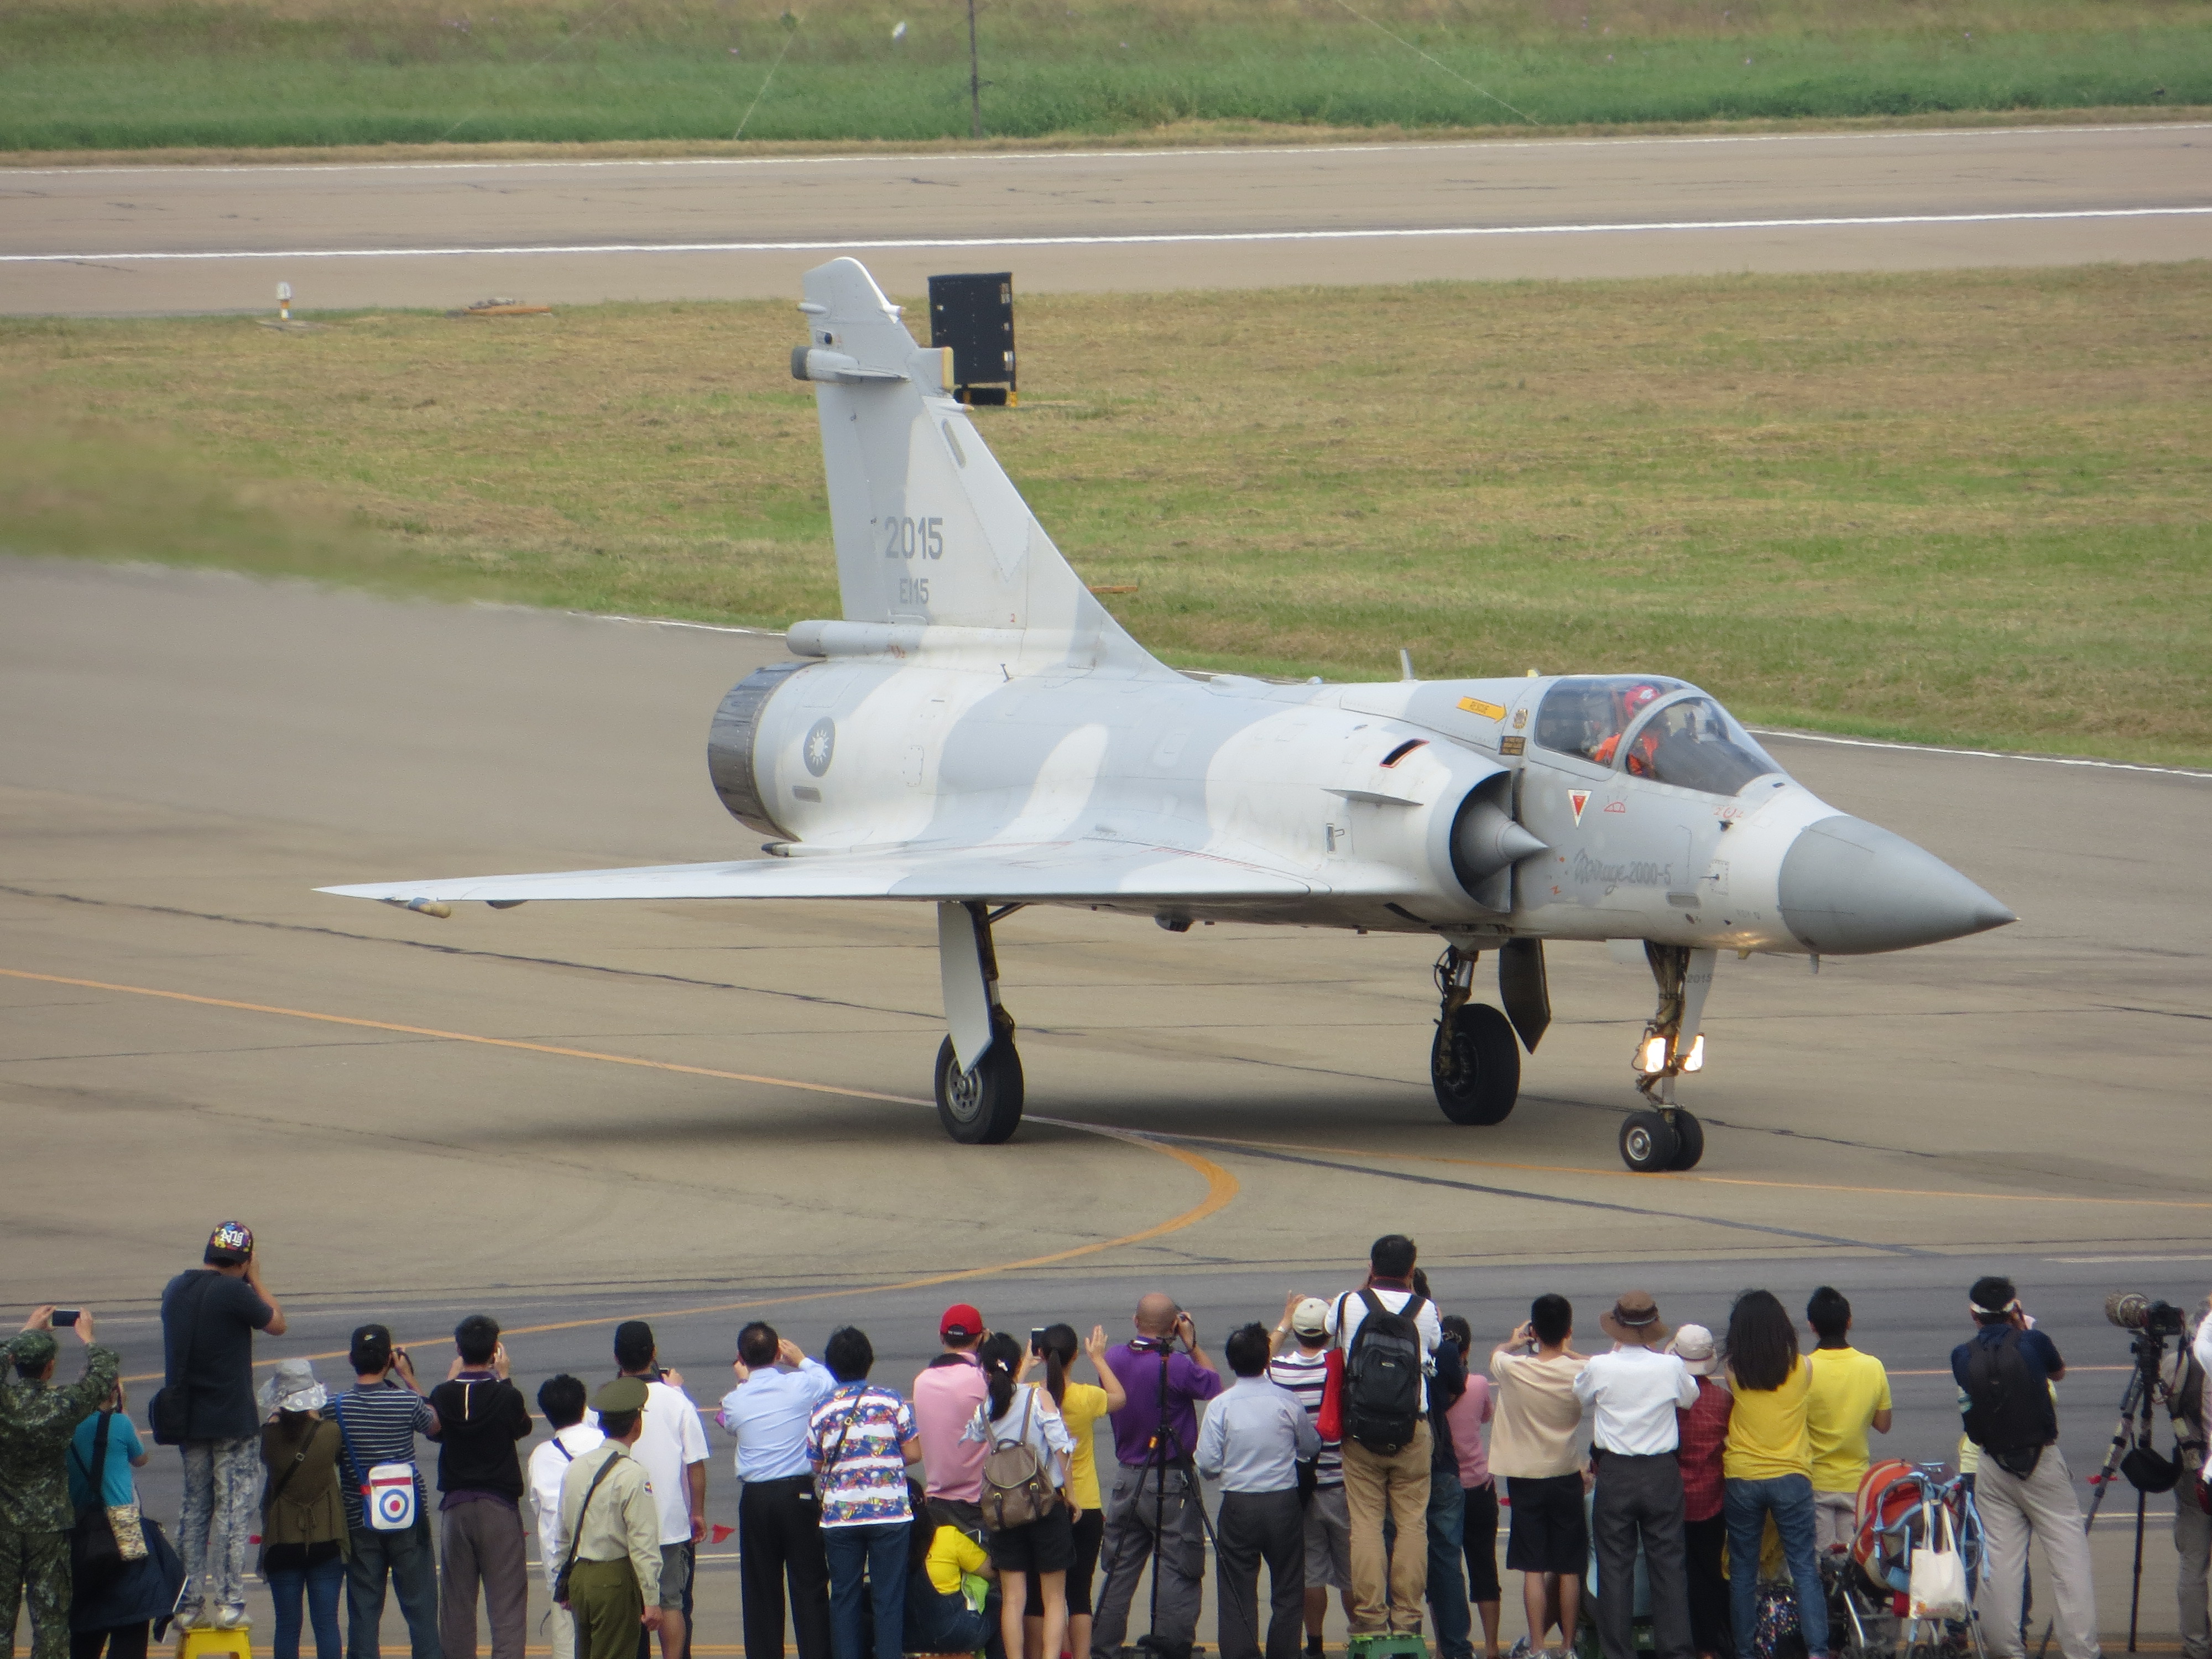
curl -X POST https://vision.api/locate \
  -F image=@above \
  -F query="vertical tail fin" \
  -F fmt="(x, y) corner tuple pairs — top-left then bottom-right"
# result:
(794, 258), (1157, 666)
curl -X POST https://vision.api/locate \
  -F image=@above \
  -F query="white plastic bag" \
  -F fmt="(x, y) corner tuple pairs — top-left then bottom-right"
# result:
(1908, 1503), (1969, 1622)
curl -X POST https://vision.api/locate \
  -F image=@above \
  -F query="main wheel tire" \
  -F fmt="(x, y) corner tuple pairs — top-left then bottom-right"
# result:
(934, 1030), (1024, 1144)
(1619, 1109), (1679, 1172)
(1431, 1002), (1521, 1125)
(1667, 1108), (1707, 1170)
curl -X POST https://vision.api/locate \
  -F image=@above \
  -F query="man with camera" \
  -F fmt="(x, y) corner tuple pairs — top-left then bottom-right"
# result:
(157, 1221), (286, 1630)
(2175, 1300), (2211, 1659)
(1, 1305), (118, 1659)
(1952, 1277), (2099, 1659)
(337, 1324), (442, 1659)
(1089, 1295), (1222, 1659)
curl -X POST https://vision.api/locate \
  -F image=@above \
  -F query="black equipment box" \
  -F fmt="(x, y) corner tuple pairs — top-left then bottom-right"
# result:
(928, 272), (1016, 406)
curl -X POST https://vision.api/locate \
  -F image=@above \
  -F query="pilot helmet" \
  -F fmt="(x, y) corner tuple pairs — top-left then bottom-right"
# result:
(1621, 682), (1662, 716)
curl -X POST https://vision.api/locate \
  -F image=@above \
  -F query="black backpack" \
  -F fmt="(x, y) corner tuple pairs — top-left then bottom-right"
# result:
(1343, 1288), (1427, 1454)
(1960, 1328), (2055, 1464)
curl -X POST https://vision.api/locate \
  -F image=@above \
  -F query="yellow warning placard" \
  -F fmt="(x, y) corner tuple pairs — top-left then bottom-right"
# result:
(1457, 697), (1507, 721)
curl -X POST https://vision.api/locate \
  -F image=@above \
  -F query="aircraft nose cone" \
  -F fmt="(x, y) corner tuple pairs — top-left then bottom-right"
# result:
(1778, 815), (2016, 955)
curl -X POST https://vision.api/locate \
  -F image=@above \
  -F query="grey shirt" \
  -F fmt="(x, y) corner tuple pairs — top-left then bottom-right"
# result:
(1194, 1376), (1320, 1495)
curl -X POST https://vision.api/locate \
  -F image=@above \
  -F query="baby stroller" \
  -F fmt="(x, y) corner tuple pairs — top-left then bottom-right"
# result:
(1825, 1460), (1988, 1659)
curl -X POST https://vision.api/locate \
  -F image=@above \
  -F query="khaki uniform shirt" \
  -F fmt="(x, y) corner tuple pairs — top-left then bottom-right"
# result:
(557, 1440), (660, 1604)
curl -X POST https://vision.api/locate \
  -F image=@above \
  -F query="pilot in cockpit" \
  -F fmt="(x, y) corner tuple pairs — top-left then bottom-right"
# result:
(1589, 681), (1663, 767)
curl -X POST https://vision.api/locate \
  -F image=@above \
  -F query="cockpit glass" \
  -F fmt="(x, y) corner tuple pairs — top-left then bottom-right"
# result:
(1621, 696), (1783, 795)
(1534, 676), (1685, 766)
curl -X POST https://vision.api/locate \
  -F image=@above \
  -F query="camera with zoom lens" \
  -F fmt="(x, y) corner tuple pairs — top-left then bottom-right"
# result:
(2104, 1291), (2187, 1339)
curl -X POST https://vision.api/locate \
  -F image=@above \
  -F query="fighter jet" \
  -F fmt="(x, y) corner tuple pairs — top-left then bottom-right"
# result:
(322, 256), (2015, 1171)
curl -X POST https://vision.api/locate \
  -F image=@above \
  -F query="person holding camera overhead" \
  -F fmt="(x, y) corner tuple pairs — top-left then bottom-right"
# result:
(1952, 1277), (2098, 1659)
(964, 1334), (1078, 1659)
(334, 1324), (441, 1659)
(1021, 1325), (1125, 1659)
(3, 1305), (119, 1659)
(1088, 1296), (1222, 1659)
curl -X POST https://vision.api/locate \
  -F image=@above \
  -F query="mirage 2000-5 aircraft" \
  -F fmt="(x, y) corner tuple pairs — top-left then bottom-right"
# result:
(323, 256), (2016, 1171)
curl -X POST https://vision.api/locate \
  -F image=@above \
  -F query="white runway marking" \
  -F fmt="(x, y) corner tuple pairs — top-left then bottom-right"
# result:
(1749, 729), (2212, 780)
(9, 202), (2209, 263)
(3, 120), (2204, 178)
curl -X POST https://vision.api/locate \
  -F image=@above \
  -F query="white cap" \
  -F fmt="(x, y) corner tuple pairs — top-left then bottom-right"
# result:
(1290, 1297), (1332, 1337)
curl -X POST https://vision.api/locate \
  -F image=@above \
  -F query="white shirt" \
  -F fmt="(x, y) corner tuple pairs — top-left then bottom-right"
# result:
(528, 1422), (606, 1574)
(591, 1378), (710, 1545)
(1572, 1344), (1698, 1455)
(1328, 1286), (1443, 1409)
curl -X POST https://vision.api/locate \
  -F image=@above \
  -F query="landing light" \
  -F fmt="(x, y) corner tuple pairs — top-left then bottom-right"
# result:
(1637, 1035), (1668, 1074)
(1681, 1034), (1706, 1073)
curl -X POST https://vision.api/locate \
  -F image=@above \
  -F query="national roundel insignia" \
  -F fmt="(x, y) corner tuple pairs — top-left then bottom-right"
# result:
(803, 718), (836, 777)
(1569, 789), (1590, 826)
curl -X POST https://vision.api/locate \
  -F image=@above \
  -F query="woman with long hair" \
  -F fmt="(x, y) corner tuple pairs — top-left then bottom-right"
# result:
(1023, 1325), (1125, 1659)
(1721, 1291), (1825, 1659)
(962, 1333), (1077, 1659)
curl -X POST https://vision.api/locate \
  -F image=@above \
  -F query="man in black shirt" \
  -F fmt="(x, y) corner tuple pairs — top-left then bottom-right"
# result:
(159, 1221), (286, 1630)
(429, 1316), (533, 1659)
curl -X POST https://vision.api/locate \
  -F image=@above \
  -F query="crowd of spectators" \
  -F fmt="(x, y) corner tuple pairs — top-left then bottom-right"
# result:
(2, 1224), (2208, 1659)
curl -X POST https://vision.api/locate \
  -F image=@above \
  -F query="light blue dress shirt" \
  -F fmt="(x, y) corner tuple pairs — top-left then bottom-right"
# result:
(720, 1358), (839, 1481)
(1194, 1375), (1321, 1494)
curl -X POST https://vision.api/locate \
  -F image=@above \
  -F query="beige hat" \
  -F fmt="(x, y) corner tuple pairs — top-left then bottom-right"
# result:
(1290, 1297), (1332, 1338)
(1599, 1290), (1669, 1346)
(1668, 1323), (1720, 1376)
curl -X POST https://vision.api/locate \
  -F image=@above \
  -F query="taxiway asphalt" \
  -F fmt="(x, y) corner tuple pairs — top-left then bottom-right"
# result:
(2, 556), (2206, 1647)
(3, 122), (2208, 315)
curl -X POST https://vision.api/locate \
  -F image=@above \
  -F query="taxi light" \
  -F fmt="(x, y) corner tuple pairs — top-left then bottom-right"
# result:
(1637, 1035), (1668, 1074)
(1680, 1033), (1706, 1073)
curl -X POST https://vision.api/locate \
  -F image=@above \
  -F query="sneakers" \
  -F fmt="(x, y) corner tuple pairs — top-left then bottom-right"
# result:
(172, 1599), (206, 1631)
(1507, 1641), (1531, 1659)
(213, 1604), (249, 1630)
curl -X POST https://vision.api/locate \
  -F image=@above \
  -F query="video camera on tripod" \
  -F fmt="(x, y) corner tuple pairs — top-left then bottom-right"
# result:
(2105, 1291), (2189, 1340)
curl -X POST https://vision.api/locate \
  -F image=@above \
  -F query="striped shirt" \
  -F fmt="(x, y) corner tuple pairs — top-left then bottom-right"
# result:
(1266, 1349), (1342, 1485)
(807, 1384), (917, 1528)
(331, 1383), (438, 1528)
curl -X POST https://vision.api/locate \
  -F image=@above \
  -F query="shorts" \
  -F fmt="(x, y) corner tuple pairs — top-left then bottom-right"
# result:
(1504, 1473), (1588, 1576)
(1462, 1482), (1501, 1603)
(1029, 1504), (1104, 1614)
(1303, 1482), (1352, 1592)
(989, 1503), (1074, 1577)
(656, 1542), (691, 1611)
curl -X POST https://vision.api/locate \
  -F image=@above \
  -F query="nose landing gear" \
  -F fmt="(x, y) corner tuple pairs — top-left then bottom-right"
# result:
(1621, 942), (1713, 1172)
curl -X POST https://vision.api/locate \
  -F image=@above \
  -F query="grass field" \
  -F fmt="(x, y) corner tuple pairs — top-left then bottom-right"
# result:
(4, 0), (2210, 151)
(3, 265), (2208, 765)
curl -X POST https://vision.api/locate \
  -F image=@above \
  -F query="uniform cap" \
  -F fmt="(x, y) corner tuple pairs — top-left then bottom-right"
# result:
(939, 1303), (983, 1342)
(14, 1331), (58, 1368)
(1290, 1298), (1332, 1338)
(594, 1376), (650, 1414)
(205, 1220), (254, 1265)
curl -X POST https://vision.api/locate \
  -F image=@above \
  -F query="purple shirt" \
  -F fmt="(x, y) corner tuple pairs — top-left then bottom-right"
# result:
(1102, 1343), (1224, 1466)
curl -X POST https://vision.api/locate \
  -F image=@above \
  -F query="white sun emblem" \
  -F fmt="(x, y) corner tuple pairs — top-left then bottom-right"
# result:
(803, 718), (836, 777)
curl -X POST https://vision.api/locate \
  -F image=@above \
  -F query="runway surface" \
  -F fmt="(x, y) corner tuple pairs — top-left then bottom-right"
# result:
(3, 556), (2207, 1647)
(3, 122), (2209, 315)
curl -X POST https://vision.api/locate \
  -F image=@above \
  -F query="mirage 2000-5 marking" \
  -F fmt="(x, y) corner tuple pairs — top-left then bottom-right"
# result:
(321, 257), (2014, 1171)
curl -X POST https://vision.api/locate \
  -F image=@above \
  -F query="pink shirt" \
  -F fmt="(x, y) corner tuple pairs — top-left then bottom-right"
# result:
(1446, 1372), (1495, 1488)
(911, 1355), (989, 1501)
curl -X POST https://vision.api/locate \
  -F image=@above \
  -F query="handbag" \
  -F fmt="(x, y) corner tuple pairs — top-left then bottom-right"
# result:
(69, 1413), (126, 1592)
(554, 1453), (623, 1606)
(1907, 1503), (1970, 1623)
(1316, 1344), (1345, 1445)
(149, 1275), (215, 1447)
(980, 1388), (1063, 1531)
(333, 1394), (421, 1533)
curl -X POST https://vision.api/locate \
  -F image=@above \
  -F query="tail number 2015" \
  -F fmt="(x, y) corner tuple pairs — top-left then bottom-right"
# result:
(883, 517), (945, 560)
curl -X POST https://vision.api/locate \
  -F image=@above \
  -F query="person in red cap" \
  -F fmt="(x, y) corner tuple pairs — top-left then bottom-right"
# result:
(159, 1221), (288, 1629)
(911, 1305), (990, 1535)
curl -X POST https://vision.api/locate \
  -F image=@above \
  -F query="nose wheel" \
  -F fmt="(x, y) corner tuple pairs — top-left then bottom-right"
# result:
(1619, 1107), (1704, 1172)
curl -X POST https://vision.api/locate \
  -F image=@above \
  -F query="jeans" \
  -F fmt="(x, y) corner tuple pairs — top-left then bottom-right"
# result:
(1419, 1473), (1474, 1659)
(1723, 1476), (1825, 1659)
(822, 1521), (907, 1659)
(179, 1439), (260, 1613)
(269, 1556), (347, 1659)
(346, 1519), (444, 1659)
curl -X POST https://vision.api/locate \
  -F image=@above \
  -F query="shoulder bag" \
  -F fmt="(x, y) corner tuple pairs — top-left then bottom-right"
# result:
(333, 1393), (422, 1533)
(554, 1452), (624, 1606)
(70, 1413), (127, 1592)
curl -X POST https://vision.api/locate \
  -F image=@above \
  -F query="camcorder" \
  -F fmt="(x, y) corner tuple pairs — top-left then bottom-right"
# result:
(2104, 1291), (2188, 1339)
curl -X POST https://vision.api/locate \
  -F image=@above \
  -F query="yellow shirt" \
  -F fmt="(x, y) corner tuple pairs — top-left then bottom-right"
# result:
(925, 1524), (989, 1595)
(1806, 1347), (1892, 1494)
(1056, 1383), (1110, 1511)
(1724, 1355), (1812, 1482)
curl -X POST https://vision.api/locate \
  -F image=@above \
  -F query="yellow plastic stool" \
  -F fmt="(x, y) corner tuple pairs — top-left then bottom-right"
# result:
(177, 1623), (253, 1659)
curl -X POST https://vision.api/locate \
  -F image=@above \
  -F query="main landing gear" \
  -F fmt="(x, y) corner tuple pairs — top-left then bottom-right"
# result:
(1430, 941), (1550, 1127)
(933, 901), (1025, 1143)
(1618, 942), (1713, 1172)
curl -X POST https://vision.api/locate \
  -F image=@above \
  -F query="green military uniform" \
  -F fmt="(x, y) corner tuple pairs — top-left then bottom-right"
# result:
(1, 1331), (121, 1659)
(556, 1380), (661, 1659)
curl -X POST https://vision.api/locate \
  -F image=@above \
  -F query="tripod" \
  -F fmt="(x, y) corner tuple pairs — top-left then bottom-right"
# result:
(1134, 1336), (1219, 1659)
(2034, 1329), (2171, 1658)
